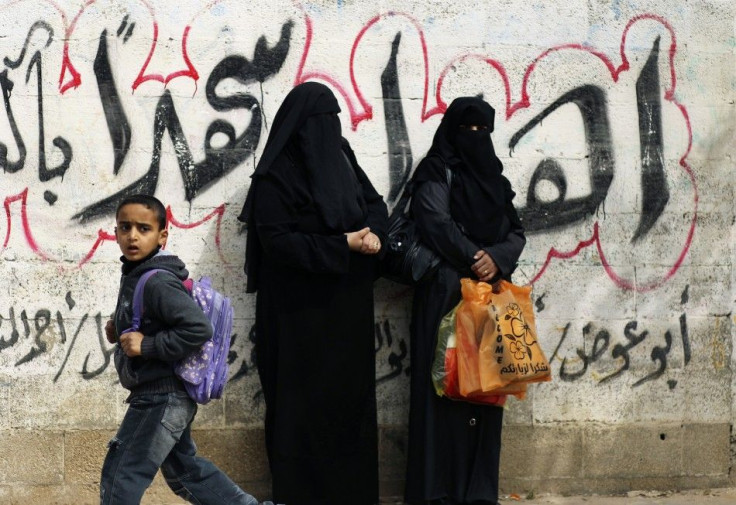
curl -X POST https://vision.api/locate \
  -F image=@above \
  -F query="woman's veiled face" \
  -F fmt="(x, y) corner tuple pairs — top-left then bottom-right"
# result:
(297, 111), (342, 150)
(452, 105), (496, 169)
(457, 104), (493, 132)
(458, 124), (489, 131)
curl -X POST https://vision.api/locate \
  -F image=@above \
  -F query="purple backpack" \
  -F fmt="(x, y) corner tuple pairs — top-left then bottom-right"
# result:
(127, 269), (233, 404)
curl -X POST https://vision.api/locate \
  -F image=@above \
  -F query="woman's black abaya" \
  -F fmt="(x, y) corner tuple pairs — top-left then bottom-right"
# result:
(404, 98), (526, 505)
(240, 83), (388, 505)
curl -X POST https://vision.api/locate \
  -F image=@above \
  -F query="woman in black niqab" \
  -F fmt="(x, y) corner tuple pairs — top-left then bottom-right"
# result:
(416, 96), (507, 247)
(239, 81), (388, 505)
(405, 96), (526, 505)
(240, 81), (370, 292)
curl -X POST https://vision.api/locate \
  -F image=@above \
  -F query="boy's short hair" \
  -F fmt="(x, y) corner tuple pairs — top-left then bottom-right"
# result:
(116, 195), (167, 231)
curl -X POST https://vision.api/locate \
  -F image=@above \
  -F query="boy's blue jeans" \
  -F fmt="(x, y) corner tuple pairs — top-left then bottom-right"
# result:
(100, 391), (259, 505)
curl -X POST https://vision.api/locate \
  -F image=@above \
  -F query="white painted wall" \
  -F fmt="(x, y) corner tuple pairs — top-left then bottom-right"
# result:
(0, 0), (733, 497)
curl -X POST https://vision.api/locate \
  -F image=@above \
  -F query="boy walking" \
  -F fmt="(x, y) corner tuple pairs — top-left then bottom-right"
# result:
(102, 194), (271, 505)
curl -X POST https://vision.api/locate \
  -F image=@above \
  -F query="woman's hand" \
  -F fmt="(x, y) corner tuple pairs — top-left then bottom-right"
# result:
(472, 250), (498, 282)
(345, 227), (371, 252)
(359, 231), (382, 255)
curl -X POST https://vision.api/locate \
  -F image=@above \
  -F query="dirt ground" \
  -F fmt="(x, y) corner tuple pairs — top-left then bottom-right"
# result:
(495, 487), (736, 505)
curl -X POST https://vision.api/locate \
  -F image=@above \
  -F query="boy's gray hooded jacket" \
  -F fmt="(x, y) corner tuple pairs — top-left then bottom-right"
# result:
(113, 250), (212, 395)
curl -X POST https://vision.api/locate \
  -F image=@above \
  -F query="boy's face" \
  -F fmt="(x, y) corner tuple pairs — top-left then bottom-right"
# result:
(115, 203), (168, 262)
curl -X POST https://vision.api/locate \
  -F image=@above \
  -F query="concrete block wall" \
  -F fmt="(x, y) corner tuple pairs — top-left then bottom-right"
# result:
(0, 0), (733, 502)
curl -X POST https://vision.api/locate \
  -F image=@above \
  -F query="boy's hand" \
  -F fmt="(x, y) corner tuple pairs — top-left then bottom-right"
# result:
(119, 331), (144, 357)
(105, 319), (117, 344)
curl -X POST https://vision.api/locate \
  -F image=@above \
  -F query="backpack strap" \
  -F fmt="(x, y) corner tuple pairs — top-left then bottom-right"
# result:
(125, 269), (166, 333)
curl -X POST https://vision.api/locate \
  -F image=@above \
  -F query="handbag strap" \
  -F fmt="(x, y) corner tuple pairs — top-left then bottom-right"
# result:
(395, 156), (453, 216)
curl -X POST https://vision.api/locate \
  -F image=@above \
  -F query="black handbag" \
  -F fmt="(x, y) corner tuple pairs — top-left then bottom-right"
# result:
(381, 166), (452, 285)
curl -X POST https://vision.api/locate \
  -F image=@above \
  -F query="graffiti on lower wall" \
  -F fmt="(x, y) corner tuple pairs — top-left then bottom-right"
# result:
(0, 292), (113, 381)
(544, 286), (692, 389)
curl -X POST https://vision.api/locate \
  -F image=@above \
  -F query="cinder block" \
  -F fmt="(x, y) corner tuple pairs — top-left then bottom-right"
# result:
(503, 391), (534, 425)
(377, 377), (411, 426)
(52, 378), (122, 431)
(0, 430), (63, 485)
(682, 423), (730, 476)
(6, 484), (99, 505)
(500, 424), (582, 479)
(192, 428), (270, 484)
(190, 395), (226, 428)
(582, 424), (683, 478)
(379, 425), (408, 481)
(530, 265), (637, 321)
(221, 376), (268, 427)
(64, 430), (115, 484)
(378, 480), (404, 501)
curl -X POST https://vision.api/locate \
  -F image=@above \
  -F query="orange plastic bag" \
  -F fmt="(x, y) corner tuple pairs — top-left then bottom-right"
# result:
(432, 302), (526, 405)
(456, 279), (551, 394)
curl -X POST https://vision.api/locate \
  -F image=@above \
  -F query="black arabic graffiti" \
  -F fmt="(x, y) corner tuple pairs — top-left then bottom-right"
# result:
(375, 319), (409, 384)
(546, 285), (691, 388)
(73, 20), (294, 222)
(227, 331), (249, 383)
(381, 32), (412, 206)
(510, 84), (614, 231)
(95, 26), (131, 176)
(379, 35), (670, 239)
(0, 21), (72, 183)
(634, 36), (669, 241)
(0, 292), (114, 381)
(510, 37), (667, 237)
